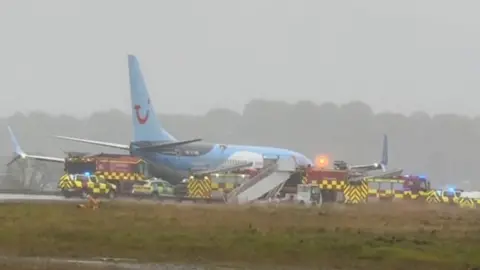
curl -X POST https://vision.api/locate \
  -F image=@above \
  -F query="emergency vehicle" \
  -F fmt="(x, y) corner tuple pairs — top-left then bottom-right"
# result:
(58, 173), (117, 199)
(299, 167), (349, 202)
(173, 171), (249, 202)
(424, 187), (478, 208)
(210, 172), (248, 192)
(131, 178), (175, 199)
(295, 184), (322, 206)
(366, 175), (431, 201)
(426, 187), (463, 205)
(62, 153), (150, 194)
(282, 164), (403, 204)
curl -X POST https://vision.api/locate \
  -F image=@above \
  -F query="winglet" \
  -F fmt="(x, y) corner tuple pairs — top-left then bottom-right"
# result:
(7, 126), (26, 158)
(6, 126), (27, 166)
(380, 134), (388, 172)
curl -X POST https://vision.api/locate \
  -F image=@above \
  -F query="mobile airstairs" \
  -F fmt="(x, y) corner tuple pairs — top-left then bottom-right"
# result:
(226, 156), (296, 204)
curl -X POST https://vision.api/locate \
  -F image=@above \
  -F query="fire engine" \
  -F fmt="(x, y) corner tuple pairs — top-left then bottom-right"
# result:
(399, 175), (431, 192)
(296, 184), (322, 206)
(366, 174), (431, 201)
(62, 153), (151, 194)
(278, 166), (349, 202)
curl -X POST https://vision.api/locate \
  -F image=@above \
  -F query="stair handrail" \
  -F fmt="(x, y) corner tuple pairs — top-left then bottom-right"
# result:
(226, 162), (278, 203)
(265, 180), (287, 200)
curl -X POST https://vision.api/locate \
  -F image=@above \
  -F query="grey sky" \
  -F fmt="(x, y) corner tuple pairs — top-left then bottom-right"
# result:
(1, 0), (480, 117)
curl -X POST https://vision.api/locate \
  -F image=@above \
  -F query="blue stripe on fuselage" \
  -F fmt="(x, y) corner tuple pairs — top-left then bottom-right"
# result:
(132, 143), (312, 173)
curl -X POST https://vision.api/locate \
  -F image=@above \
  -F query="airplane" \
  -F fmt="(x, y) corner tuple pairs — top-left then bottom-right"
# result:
(7, 55), (313, 183)
(332, 134), (388, 173)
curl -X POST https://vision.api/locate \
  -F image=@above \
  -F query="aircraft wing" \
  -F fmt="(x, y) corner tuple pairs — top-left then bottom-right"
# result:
(349, 163), (382, 172)
(55, 136), (203, 152)
(6, 126), (65, 166)
(133, 138), (202, 152)
(13, 154), (64, 164)
(367, 169), (403, 179)
(55, 136), (130, 150)
(350, 168), (403, 182)
(192, 162), (254, 177)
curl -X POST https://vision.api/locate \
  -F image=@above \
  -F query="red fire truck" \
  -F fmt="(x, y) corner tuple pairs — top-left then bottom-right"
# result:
(365, 174), (431, 201)
(63, 153), (151, 194)
(400, 175), (431, 192)
(303, 167), (349, 202)
(279, 167), (349, 202)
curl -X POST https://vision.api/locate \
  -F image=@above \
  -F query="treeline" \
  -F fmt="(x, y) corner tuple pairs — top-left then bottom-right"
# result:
(1, 99), (479, 189)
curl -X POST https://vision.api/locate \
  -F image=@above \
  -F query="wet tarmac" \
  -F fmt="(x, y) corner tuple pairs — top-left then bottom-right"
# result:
(0, 193), (82, 203)
(0, 255), (239, 269)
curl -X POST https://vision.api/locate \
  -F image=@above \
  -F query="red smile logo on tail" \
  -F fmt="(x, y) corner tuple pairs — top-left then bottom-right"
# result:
(134, 99), (150, 124)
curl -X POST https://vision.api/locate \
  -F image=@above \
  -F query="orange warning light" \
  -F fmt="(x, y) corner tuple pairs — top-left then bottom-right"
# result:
(315, 155), (329, 168)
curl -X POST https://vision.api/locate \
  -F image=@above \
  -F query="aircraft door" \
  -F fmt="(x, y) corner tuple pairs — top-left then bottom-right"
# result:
(262, 155), (279, 168)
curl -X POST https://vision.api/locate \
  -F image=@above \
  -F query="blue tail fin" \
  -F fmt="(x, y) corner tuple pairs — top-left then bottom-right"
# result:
(128, 55), (176, 142)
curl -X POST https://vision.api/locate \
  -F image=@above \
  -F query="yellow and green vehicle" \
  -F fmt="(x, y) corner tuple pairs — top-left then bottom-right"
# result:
(131, 178), (175, 199)
(57, 173), (117, 199)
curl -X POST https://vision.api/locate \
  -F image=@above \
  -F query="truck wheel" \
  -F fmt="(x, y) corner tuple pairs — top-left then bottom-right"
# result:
(62, 190), (72, 198)
(81, 190), (89, 199)
(317, 193), (323, 206)
(107, 190), (116, 200)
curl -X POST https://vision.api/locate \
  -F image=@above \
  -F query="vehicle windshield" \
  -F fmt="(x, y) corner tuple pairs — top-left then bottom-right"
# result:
(161, 181), (172, 188)
(418, 181), (427, 190)
(443, 190), (461, 197)
(152, 181), (170, 187)
(404, 179), (427, 190)
(134, 180), (147, 185)
(298, 185), (309, 192)
(211, 173), (247, 185)
(76, 175), (90, 182)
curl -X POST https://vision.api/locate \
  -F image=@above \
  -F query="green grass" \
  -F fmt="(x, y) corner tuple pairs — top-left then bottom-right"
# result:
(0, 201), (479, 269)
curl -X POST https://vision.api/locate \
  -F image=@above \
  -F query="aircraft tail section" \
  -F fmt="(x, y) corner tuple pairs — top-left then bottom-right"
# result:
(52, 55), (202, 151)
(348, 134), (388, 172)
(128, 54), (176, 142)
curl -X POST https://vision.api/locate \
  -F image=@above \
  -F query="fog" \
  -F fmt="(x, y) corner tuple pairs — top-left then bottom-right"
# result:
(1, 100), (479, 189)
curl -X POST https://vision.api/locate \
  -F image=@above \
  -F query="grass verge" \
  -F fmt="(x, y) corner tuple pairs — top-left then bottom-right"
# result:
(0, 201), (479, 269)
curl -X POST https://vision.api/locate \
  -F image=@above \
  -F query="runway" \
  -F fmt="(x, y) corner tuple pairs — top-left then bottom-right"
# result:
(0, 255), (241, 270)
(0, 193), (82, 203)
(0, 192), (202, 205)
